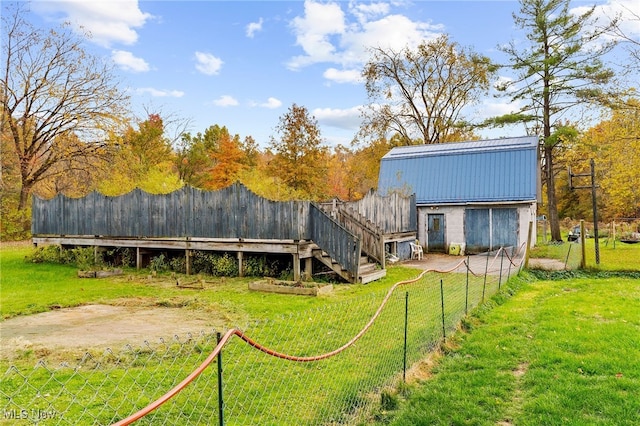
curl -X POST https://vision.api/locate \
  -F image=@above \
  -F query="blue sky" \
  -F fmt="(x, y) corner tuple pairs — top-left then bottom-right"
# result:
(26, 0), (640, 148)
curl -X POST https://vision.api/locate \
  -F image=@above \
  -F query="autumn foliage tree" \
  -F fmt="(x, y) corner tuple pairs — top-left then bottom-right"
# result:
(566, 101), (640, 220)
(206, 132), (247, 190)
(268, 104), (328, 200)
(0, 3), (129, 210)
(98, 114), (181, 195)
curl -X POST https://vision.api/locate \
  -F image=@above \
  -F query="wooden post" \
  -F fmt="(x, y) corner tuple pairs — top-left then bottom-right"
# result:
(524, 221), (533, 269)
(580, 220), (586, 269)
(237, 251), (244, 277)
(185, 249), (192, 275)
(293, 253), (301, 282)
(304, 257), (312, 281)
(136, 247), (142, 270)
(380, 234), (386, 269)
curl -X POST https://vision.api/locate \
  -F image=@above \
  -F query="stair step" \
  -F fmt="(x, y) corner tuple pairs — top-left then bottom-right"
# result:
(359, 263), (376, 274)
(359, 269), (387, 284)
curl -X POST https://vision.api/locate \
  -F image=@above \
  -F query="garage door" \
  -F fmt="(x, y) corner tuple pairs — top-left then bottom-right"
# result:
(465, 208), (518, 253)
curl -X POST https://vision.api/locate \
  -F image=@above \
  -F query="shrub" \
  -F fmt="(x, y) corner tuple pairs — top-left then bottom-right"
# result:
(192, 251), (215, 275)
(104, 247), (135, 268)
(243, 255), (280, 277)
(26, 245), (64, 264)
(212, 253), (238, 277)
(72, 247), (102, 271)
(169, 256), (186, 274)
(149, 254), (169, 272)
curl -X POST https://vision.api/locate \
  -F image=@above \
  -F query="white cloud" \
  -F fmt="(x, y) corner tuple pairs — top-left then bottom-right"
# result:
(323, 68), (363, 84)
(260, 97), (282, 109)
(213, 95), (239, 107)
(313, 106), (362, 131)
(588, 0), (640, 38)
(350, 2), (390, 24)
(137, 88), (184, 98)
(475, 101), (521, 119)
(287, 1), (346, 70)
(246, 18), (263, 38)
(32, 0), (152, 47)
(112, 50), (150, 72)
(195, 51), (224, 75)
(286, 0), (443, 76)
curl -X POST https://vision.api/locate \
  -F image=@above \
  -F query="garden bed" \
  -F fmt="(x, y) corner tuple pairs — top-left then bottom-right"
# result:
(78, 269), (123, 278)
(248, 280), (333, 296)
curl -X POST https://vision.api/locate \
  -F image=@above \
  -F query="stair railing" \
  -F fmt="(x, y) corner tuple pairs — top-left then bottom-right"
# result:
(309, 203), (361, 280)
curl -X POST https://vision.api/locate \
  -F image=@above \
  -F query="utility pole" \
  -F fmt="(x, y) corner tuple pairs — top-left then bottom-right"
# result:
(569, 159), (600, 264)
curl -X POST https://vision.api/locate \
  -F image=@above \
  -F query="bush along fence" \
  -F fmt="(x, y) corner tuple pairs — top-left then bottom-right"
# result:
(2, 246), (526, 425)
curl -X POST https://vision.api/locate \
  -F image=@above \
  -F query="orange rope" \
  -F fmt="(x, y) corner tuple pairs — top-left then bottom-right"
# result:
(112, 247), (526, 425)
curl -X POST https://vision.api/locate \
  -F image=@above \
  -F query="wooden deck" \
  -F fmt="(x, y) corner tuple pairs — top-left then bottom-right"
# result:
(32, 183), (417, 284)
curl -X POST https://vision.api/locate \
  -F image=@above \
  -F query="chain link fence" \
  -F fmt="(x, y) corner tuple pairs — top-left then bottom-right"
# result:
(2, 247), (525, 425)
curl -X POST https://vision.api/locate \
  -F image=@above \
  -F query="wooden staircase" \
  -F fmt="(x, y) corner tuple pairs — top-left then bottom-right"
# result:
(312, 248), (386, 284)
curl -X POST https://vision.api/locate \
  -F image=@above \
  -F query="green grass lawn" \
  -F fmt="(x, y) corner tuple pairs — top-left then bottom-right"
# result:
(530, 235), (640, 272)
(3, 240), (638, 425)
(2, 244), (495, 424)
(375, 233), (639, 425)
(1, 244), (422, 321)
(375, 273), (640, 425)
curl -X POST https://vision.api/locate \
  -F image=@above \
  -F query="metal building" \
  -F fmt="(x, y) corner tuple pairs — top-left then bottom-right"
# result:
(377, 136), (540, 254)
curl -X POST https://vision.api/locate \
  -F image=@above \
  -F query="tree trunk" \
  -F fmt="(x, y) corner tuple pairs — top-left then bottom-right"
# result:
(17, 181), (32, 211)
(544, 145), (562, 242)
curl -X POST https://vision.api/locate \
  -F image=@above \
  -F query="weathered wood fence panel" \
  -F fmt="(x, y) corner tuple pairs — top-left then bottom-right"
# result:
(336, 208), (384, 265)
(32, 183), (310, 240)
(343, 190), (417, 234)
(321, 190), (417, 235)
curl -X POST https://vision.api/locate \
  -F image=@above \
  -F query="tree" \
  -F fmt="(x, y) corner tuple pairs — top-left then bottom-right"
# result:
(491, 0), (618, 241)
(326, 145), (352, 200)
(175, 125), (248, 189)
(1, 3), (129, 210)
(360, 34), (495, 145)
(206, 132), (247, 190)
(607, 4), (640, 73)
(98, 114), (181, 195)
(568, 101), (640, 219)
(268, 104), (328, 200)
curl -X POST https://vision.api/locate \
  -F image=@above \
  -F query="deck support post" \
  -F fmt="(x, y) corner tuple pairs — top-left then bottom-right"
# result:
(304, 257), (312, 281)
(185, 249), (192, 275)
(237, 251), (244, 277)
(293, 253), (301, 282)
(136, 247), (142, 270)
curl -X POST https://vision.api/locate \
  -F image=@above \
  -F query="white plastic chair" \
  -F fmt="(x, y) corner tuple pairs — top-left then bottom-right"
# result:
(410, 242), (423, 260)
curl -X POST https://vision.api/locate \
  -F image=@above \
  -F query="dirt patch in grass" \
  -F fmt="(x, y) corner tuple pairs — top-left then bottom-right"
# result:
(0, 303), (227, 360)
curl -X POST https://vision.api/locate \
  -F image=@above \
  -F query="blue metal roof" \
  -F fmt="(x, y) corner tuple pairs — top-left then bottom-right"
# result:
(377, 136), (539, 205)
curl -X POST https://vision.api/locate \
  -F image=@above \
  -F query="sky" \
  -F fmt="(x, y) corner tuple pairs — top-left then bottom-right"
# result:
(22, 0), (640, 148)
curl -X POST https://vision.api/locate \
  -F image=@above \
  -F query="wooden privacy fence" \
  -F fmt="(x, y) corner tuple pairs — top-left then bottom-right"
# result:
(32, 183), (309, 240)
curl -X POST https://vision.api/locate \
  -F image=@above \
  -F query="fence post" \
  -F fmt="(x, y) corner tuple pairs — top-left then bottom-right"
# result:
(524, 221), (533, 269)
(564, 243), (572, 270)
(465, 257), (469, 315)
(580, 219), (586, 269)
(482, 251), (489, 302)
(217, 332), (224, 426)
(498, 249), (504, 290)
(440, 279), (446, 340)
(403, 291), (409, 383)
(507, 249), (512, 280)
